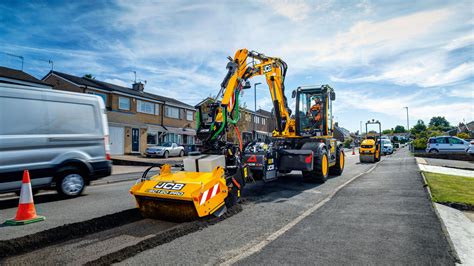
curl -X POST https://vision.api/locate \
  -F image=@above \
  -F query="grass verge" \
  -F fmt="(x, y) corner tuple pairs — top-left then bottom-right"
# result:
(424, 172), (474, 208)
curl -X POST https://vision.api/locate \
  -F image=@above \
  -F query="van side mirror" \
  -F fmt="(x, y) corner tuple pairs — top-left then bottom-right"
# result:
(330, 91), (336, 101)
(291, 90), (296, 98)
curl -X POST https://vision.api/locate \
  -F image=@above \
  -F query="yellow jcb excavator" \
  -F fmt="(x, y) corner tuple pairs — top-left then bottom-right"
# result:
(130, 49), (345, 221)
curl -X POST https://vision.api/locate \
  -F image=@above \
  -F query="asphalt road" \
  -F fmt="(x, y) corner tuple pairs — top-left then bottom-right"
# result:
(2, 148), (454, 264)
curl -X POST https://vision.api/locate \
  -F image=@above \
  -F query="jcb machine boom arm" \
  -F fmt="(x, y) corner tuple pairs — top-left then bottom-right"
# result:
(196, 49), (296, 150)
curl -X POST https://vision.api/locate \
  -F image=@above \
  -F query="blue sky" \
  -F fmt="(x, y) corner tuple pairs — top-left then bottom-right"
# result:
(1, 0), (472, 132)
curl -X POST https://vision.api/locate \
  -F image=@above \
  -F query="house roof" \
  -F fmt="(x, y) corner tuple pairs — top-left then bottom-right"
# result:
(256, 109), (272, 117)
(43, 70), (194, 109)
(0, 66), (52, 87)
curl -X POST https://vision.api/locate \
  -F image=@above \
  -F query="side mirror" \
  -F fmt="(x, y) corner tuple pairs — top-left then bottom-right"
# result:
(330, 91), (336, 101)
(243, 81), (251, 89)
(291, 90), (296, 98)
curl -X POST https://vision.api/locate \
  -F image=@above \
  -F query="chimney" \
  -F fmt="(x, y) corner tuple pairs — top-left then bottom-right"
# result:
(132, 82), (144, 92)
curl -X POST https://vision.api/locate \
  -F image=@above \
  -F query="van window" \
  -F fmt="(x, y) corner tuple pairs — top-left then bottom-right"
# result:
(0, 97), (100, 135)
(435, 137), (447, 144)
(449, 137), (464, 145)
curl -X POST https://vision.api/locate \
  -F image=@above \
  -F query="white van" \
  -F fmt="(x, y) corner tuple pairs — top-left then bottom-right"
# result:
(0, 83), (112, 197)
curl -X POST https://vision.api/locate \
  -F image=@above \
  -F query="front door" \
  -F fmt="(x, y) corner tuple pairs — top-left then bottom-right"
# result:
(132, 128), (140, 153)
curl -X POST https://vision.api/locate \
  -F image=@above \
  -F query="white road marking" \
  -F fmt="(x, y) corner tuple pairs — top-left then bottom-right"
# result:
(222, 164), (379, 265)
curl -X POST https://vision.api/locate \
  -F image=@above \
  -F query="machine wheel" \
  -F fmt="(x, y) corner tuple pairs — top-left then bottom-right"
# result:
(55, 166), (86, 198)
(163, 151), (169, 158)
(329, 148), (344, 176)
(303, 149), (329, 183)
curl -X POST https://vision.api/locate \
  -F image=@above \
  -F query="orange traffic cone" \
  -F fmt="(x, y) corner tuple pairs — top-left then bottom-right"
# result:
(5, 170), (45, 225)
(352, 147), (355, 155)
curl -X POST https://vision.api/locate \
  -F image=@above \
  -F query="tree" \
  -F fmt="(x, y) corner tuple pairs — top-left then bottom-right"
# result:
(410, 119), (427, 135)
(428, 116), (450, 130)
(393, 125), (406, 133)
(83, 74), (95, 79)
(382, 129), (393, 134)
(457, 132), (469, 139)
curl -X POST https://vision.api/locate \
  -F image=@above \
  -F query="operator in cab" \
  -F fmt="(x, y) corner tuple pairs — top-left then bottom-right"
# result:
(309, 96), (323, 131)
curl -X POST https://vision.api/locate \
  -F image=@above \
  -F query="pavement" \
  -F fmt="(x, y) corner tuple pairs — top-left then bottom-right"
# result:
(434, 203), (474, 265)
(421, 157), (474, 170)
(416, 158), (474, 178)
(235, 148), (455, 265)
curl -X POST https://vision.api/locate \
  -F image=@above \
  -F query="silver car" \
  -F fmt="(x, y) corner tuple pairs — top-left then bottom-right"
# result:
(426, 136), (469, 153)
(145, 142), (185, 158)
(381, 139), (393, 154)
(0, 83), (112, 197)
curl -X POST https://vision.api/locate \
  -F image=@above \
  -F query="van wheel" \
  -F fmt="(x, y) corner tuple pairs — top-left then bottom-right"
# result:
(429, 149), (439, 153)
(55, 167), (86, 198)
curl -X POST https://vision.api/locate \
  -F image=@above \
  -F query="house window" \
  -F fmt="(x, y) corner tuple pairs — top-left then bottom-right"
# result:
(88, 92), (107, 105)
(147, 132), (158, 145)
(164, 133), (182, 144)
(119, 97), (130, 110)
(254, 116), (259, 124)
(165, 106), (180, 119)
(186, 110), (194, 121)
(262, 118), (266, 125)
(185, 135), (195, 144)
(137, 100), (155, 114)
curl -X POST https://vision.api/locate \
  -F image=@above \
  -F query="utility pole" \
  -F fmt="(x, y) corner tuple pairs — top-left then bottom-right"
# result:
(254, 82), (261, 140)
(360, 121), (362, 135)
(403, 106), (409, 131)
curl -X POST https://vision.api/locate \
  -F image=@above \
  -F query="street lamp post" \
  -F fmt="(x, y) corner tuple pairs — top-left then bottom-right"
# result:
(403, 106), (409, 131)
(254, 82), (261, 140)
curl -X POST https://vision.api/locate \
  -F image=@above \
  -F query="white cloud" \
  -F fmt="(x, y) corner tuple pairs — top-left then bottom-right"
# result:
(444, 34), (474, 50)
(338, 88), (474, 125)
(103, 78), (129, 87)
(262, 0), (312, 22)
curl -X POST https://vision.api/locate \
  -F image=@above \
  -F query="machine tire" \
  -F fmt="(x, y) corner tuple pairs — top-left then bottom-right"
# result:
(303, 149), (329, 183)
(55, 166), (86, 198)
(163, 151), (169, 158)
(329, 148), (344, 176)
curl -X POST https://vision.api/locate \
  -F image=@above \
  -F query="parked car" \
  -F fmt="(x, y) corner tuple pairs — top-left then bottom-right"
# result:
(466, 141), (474, 155)
(0, 83), (112, 197)
(381, 139), (393, 155)
(145, 142), (185, 158)
(426, 136), (469, 153)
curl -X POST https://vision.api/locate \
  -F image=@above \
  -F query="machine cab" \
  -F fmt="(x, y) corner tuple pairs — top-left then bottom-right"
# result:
(294, 85), (335, 137)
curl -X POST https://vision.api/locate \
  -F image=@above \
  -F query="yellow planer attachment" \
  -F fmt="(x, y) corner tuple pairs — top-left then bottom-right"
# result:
(130, 164), (229, 222)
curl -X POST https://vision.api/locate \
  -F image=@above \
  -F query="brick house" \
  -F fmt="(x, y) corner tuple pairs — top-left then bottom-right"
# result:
(196, 97), (275, 144)
(42, 71), (196, 155)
